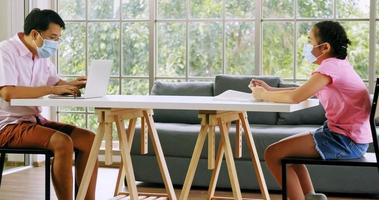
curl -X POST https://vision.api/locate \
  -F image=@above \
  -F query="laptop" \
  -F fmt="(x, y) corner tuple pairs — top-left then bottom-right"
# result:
(49, 59), (112, 99)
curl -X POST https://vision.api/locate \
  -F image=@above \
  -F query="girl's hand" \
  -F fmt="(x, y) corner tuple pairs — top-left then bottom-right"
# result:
(250, 86), (267, 101)
(249, 79), (273, 91)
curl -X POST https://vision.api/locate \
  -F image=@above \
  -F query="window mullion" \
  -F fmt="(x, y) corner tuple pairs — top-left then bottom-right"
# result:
(369, 0), (377, 93)
(255, 0), (262, 75)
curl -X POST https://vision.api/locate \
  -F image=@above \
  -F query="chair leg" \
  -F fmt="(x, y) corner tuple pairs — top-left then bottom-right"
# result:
(0, 153), (5, 186)
(45, 154), (51, 200)
(282, 161), (287, 200)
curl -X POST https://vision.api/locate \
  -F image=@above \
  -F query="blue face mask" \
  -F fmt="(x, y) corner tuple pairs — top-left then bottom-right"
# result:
(34, 34), (59, 58)
(303, 43), (325, 63)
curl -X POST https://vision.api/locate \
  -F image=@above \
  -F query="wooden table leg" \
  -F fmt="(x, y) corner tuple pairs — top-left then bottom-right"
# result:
(179, 124), (209, 200)
(208, 136), (225, 199)
(218, 118), (242, 200)
(76, 110), (105, 200)
(140, 117), (148, 155)
(143, 110), (177, 200)
(114, 159), (126, 196)
(239, 112), (270, 200)
(104, 121), (113, 165)
(208, 126), (216, 170)
(115, 115), (138, 199)
(235, 120), (242, 158)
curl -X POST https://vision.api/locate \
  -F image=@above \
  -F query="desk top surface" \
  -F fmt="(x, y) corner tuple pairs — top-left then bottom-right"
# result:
(11, 95), (319, 112)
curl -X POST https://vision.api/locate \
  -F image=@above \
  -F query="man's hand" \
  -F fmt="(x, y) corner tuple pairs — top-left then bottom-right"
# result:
(51, 85), (81, 96)
(68, 76), (87, 89)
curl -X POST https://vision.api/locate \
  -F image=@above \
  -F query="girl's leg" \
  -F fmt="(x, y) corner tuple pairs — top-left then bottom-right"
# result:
(264, 132), (320, 200)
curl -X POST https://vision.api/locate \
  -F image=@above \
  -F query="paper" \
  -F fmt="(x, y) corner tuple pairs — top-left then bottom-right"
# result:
(214, 90), (258, 102)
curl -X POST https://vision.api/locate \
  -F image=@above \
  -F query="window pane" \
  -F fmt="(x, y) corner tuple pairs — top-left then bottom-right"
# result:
(158, 0), (186, 19)
(226, 22), (255, 74)
(336, 0), (369, 18)
(263, 0), (293, 18)
(340, 21), (369, 80)
(59, 113), (86, 127)
(122, 0), (149, 19)
(58, 23), (85, 76)
(58, 106), (86, 112)
(108, 78), (120, 95)
(157, 22), (186, 77)
(189, 22), (222, 77)
(263, 22), (294, 78)
(191, 0), (222, 18)
(88, 0), (120, 19)
(121, 79), (149, 95)
(225, 0), (255, 18)
(122, 22), (149, 76)
(87, 114), (98, 132)
(88, 23), (120, 76)
(296, 22), (318, 79)
(154, 79), (184, 83)
(58, 0), (85, 20)
(297, 0), (332, 18)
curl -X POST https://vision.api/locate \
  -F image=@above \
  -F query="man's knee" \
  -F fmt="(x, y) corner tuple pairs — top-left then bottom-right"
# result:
(48, 132), (74, 155)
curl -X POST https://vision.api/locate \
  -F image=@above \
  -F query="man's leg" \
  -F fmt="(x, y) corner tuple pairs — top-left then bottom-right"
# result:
(5, 123), (74, 200)
(47, 132), (74, 200)
(41, 121), (98, 200)
(70, 127), (97, 200)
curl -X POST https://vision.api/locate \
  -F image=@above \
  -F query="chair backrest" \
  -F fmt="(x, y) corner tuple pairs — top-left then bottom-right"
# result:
(369, 78), (379, 172)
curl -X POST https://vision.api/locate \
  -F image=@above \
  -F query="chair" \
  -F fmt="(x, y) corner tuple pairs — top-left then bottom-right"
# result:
(281, 78), (379, 200)
(0, 148), (53, 200)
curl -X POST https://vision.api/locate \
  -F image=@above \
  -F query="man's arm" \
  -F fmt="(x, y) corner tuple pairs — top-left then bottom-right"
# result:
(0, 85), (80, 102)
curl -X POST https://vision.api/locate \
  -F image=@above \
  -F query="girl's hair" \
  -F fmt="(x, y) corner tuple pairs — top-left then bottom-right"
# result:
(314, 21), (351, 59)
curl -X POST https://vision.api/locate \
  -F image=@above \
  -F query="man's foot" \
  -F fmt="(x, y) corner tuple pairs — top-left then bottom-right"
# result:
(305, 192), (328, 200)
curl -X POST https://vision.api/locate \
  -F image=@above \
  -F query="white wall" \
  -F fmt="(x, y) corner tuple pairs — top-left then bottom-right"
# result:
(0, 1), (11, 40)
(0, 0), (24, 41)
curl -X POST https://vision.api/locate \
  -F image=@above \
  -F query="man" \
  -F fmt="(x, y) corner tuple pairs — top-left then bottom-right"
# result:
(0, 9), (97, 200)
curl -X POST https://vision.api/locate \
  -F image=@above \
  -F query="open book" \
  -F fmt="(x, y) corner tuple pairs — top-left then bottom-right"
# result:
(213, 90), (259, 102)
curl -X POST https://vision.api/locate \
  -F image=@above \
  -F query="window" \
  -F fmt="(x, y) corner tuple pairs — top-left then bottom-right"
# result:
(55, 0), (377, 134)
(262, 0), (371, 82)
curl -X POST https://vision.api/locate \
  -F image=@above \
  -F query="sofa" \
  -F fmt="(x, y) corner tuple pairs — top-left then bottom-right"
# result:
(129, 75), (379, 195)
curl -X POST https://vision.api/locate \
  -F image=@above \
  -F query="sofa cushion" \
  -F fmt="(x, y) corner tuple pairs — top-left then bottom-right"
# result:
(277, 82), (326, 125)
(214, 75), (280, 125)
(151, 81), (214, 124)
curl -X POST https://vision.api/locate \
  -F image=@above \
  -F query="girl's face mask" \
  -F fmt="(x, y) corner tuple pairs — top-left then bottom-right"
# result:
(303, 43), (326, 64)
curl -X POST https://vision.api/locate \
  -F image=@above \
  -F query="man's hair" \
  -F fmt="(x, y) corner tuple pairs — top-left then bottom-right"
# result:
(314, 21), (351, 60)
(24, 8), (65, 35)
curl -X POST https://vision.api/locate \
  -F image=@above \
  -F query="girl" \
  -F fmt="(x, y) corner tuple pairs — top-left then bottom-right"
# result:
(250, 21), (372, 200)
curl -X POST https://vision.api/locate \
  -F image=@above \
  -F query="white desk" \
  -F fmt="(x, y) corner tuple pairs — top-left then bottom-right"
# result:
(12, 95), (318, 200)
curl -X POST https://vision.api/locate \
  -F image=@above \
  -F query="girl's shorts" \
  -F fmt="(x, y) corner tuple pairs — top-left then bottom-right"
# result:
(312, 122), (369, 160)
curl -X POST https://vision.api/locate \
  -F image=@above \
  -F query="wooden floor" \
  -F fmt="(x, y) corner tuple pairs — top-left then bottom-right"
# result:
(0, 166), (377, 200)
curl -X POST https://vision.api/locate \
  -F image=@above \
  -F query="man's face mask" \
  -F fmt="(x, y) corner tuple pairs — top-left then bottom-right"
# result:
(33, 33), (59, 58)
(303, 43), (326, 64)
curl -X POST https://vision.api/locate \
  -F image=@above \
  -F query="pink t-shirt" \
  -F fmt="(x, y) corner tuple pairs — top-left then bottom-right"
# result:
(0, 33), (60, 131)
(313, 57), (372, 144)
